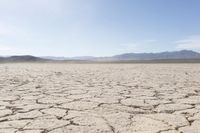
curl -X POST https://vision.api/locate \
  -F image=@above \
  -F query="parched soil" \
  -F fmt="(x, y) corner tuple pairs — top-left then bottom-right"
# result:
(0, 63), (200, 133)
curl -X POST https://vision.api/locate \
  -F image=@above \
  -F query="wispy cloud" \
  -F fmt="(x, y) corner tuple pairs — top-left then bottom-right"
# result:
(176, 35), (200, 50)
(118, 40), (158, 53)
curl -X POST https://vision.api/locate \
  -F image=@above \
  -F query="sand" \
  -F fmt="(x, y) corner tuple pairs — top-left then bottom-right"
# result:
(0, 63), (200, 133)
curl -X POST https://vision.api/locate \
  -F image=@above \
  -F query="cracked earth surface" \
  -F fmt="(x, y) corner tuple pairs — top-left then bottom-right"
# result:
(0, 63), (200, 133)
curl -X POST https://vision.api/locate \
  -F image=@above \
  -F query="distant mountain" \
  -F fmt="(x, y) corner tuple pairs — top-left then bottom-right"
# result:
(98, 50), (200, 61)
(30, 50), (200, 61)
(1, 50), (200, 63)
(41, 56), (68, 60)
(63, 50), (200, 61)
(69, 56), (96, 60)
(0, 55), (49, 62)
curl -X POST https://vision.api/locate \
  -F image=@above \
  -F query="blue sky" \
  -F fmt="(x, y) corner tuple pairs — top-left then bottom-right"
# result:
(0, 0), (200, 56)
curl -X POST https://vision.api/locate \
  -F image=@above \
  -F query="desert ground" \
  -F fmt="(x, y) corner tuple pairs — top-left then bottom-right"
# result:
(0, 63), (200, 133)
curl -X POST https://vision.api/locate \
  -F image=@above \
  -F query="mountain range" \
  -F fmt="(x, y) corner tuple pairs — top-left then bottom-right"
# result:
(42, 50), (200, 61)
(108, 50), (200, 61)
(1, 50), (200, 62)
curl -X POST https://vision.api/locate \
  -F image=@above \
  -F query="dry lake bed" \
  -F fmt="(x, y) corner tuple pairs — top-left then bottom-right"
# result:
(0, 63), (200, 133)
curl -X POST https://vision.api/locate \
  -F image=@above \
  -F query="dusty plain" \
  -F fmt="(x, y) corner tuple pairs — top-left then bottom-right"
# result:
(0, 63), (200, 133)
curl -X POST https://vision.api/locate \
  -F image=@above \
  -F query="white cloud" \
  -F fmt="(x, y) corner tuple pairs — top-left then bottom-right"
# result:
(176, 36), (200, 50)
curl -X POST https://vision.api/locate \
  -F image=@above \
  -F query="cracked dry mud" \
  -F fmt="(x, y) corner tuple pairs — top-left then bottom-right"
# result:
(0, 63), (200, 133)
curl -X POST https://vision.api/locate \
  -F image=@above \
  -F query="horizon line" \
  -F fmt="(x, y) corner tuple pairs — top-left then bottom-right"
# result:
(0, 49), (199, 58)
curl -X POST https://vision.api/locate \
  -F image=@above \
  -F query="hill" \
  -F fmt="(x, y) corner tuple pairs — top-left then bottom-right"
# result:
(0, 55), (49, 62)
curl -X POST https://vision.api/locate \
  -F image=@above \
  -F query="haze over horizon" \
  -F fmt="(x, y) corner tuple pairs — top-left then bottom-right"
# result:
(1, 0), (200, 57)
